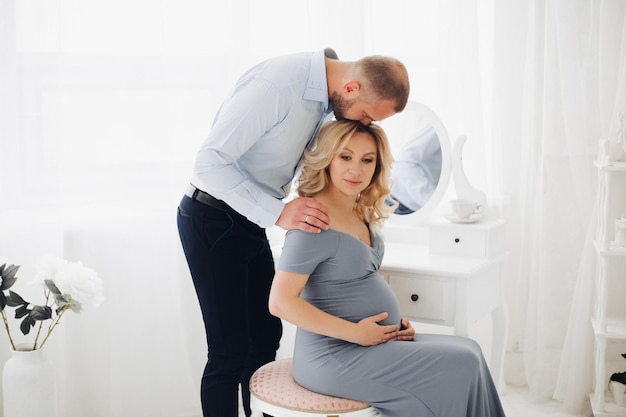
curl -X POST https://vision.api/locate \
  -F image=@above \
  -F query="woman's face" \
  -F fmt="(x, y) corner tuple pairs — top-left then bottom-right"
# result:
(327, 131), (378, 198)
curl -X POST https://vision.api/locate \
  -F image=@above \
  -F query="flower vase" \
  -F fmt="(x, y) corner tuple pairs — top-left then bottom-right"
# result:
(2, 344), (58, 417)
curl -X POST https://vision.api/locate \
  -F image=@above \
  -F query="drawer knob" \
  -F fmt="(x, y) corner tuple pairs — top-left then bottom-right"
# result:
(454, 237), (460, 243)
(410, 294), (419, 302)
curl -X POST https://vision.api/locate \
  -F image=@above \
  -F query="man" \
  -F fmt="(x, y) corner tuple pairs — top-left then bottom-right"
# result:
(177, 48), (409, 417)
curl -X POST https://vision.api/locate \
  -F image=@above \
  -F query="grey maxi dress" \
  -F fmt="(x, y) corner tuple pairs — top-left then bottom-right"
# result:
(277, 229), (506, 417)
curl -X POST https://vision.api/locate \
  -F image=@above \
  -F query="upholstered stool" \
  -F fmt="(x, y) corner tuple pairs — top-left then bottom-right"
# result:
(250, 358), (380, 417)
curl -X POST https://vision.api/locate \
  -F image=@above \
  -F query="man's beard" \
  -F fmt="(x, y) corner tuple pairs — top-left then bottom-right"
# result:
(330, 92), (356, 121)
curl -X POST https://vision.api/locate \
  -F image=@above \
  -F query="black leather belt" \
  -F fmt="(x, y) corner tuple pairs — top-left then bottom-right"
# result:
(185, 184), (234, 213)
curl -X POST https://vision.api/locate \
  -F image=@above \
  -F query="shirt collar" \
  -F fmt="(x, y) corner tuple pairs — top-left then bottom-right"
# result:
(303, 49), (336, 109)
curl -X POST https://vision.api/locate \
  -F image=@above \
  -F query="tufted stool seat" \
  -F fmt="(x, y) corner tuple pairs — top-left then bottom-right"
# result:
(250, 358), (380, 417)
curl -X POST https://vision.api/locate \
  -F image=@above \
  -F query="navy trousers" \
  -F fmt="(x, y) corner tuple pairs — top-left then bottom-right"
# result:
(177, 195), (282, 417)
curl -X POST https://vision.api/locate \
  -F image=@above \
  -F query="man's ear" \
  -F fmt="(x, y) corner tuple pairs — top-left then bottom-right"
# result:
(343, 80), (361, 97)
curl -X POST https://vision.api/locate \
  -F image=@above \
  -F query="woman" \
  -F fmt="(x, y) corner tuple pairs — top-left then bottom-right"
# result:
(269, 120), (506, 417)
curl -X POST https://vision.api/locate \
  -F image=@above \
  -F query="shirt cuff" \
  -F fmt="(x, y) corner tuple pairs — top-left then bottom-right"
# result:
(248, 193), (285, 229)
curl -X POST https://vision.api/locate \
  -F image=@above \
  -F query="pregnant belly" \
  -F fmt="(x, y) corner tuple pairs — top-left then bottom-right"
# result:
(304, 273), (401, 327)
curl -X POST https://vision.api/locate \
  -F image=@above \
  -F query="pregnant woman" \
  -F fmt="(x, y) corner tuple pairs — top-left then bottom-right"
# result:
(269, 120), (506, 417)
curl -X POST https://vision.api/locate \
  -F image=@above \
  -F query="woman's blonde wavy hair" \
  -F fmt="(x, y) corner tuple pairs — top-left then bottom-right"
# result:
(296, 120), (395, 227)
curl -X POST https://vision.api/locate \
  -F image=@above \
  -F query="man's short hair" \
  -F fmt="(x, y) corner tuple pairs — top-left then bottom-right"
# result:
(356, 56), (410, 112)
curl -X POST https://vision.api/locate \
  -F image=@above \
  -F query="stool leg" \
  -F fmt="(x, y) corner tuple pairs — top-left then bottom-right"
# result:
(249, 396), (263, 417)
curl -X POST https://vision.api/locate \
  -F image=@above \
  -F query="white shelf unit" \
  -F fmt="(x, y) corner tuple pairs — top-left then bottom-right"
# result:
(591, 159), (626, 417)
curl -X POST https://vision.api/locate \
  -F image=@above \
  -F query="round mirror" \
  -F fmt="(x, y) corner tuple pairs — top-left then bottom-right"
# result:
(380, 101), (451, 225)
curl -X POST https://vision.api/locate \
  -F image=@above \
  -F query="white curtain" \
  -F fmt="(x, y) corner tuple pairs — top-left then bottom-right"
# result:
(1, 1), (625, 416)
(492, 0), (626, 415)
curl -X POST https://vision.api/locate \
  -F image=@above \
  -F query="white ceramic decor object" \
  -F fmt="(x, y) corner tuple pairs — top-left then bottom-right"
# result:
(2, 345), (58, 417)
(452, 135), (486, 207)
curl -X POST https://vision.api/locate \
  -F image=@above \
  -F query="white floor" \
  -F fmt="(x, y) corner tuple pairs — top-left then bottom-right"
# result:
(499, 385), (591, 417)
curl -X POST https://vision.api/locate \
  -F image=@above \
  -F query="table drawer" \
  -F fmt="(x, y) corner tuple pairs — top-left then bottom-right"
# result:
(386, 272), (453, 324)
(429, 220), (506, 258)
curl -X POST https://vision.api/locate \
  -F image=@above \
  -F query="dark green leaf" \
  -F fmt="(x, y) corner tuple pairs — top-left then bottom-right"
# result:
(0, 292), (6, 310)
(14, 305), (31, 319)
(44, 280), (62, 295)
(0, 264), (20, 290)
(19, 315), (35, 335)
(6, 291), (27, 307)
(30, 305), (52, 321)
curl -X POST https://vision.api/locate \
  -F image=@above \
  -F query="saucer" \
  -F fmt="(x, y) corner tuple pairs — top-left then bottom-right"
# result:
(444, 212), (482, 224)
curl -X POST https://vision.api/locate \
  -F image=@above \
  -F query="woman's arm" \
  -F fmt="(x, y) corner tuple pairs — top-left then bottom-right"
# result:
(269, 269), (399, 346)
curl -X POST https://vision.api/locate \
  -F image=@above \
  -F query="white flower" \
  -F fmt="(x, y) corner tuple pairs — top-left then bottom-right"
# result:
(1, 254), (104, 350)
(35, 255), (104, 309)
(35, 255), (69, 282)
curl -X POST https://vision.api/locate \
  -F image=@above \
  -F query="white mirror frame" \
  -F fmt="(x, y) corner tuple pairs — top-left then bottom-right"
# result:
(380, 101), (451, 225)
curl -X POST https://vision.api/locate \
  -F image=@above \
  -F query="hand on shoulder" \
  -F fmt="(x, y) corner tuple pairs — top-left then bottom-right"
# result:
(276, 197), (330, 233)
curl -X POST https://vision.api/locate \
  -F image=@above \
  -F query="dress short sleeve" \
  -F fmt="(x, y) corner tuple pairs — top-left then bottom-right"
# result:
(277, 230), (339, 275)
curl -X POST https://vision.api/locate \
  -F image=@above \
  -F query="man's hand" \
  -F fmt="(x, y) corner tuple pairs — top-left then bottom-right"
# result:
(276, 197), (330, 233)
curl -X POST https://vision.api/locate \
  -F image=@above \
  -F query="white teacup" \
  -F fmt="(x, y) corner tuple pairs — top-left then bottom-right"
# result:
(450, 199), (484, 218)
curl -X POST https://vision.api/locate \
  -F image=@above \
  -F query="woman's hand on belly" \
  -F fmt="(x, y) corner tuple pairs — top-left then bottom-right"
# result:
(351, 312), (399, 346)
(394, 317), (416, 342)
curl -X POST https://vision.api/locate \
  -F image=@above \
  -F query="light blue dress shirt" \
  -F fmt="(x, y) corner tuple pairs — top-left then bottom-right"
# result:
(191, 50), (333, 228)
(390, 121), (442, 211)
